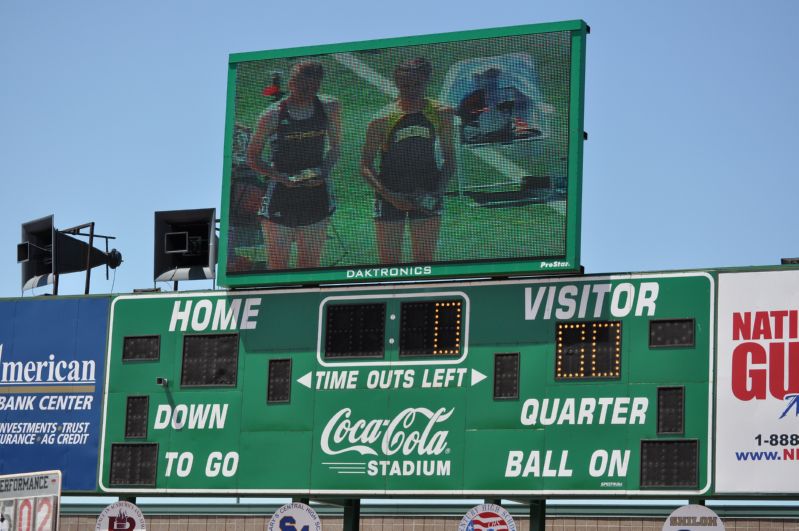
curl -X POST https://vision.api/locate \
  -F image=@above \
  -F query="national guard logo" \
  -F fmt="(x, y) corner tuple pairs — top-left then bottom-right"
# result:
(458, 504), (517, 531)
(267, 502), (322, 531)
(96, 501), (147, 531)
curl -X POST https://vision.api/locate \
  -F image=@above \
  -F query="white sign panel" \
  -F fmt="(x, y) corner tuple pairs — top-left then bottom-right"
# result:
(716, 270), (799, 493)
(0, 471), (61, 531)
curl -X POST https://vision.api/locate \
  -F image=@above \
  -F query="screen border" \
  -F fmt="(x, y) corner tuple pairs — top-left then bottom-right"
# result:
(218, 20), (587, 288)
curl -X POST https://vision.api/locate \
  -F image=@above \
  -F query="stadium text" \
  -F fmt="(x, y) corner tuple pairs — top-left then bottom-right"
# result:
(153, 403), (228, 430)
(519, 397), (648, 426)
(524, 282), (659, 320)
(168, 298), (261, 332)
(505, 449), (630, 479)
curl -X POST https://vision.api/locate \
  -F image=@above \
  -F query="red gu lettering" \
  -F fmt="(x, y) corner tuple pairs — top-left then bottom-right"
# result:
(731, 310), (799, 401)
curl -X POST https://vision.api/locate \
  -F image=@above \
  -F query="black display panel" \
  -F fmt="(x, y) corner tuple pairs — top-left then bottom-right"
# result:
(657, 386), (685, 435)
(181, 334), (239, 387)
(640, 440), (698, 488)
(125, 396), (149, 439)
(123, 335), (160, 361)
(109, 443), (158, 487)
(650, 319), (695, 348)
(494, 352), (519, 400)
(325, 303), (386, 358)
(268, 359), (292, 403)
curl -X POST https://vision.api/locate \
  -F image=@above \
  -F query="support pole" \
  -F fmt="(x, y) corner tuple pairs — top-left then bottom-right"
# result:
(84, 222), (95, 295)
(529, 500), (546, 531)
(342, 499), (360, 531)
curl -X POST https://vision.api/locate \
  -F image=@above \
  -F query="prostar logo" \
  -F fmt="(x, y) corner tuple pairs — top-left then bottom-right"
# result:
(321, 407), (453, 457)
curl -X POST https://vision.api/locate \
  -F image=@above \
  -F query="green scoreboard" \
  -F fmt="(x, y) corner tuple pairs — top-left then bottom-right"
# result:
(98, 272), (713, 496)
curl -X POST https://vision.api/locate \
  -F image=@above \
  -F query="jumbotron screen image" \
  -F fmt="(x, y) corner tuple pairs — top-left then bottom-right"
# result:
(220, 21), (587, 286)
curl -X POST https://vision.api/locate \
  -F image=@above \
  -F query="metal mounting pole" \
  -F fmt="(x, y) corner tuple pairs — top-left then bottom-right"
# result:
(530, 499), (546, 531)
(342, 499), (360, 531)
(84, 222), (95, 295)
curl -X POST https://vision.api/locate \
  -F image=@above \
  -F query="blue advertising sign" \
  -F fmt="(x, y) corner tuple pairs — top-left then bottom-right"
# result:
(0, 297), (110, 492)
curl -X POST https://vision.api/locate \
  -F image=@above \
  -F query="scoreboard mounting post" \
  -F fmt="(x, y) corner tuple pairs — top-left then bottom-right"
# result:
(98, 272), (713, 496)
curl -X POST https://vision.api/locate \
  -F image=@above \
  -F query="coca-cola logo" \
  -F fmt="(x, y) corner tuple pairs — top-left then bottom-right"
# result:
(321, 407), (453, 457)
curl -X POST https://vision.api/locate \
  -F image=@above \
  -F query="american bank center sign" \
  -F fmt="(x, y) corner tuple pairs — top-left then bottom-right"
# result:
(0, 297), (110, 492)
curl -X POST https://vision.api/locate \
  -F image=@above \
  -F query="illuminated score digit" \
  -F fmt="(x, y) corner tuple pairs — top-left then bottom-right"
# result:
(400, 300), (462, 357)
(556, 321), (621, 379)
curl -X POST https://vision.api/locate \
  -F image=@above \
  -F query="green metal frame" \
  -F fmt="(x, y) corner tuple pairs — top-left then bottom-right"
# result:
(218, 20), (588, 288)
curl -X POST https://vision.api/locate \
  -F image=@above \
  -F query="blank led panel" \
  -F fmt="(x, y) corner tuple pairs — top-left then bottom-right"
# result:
(268, 359), (292, 404)
(650, 319), (695, 348)
(125, 396), (149, 439)
(640, 440), (698, 488)
(658, 387), (685, 435)
(400, 300), (462, 357)
(591, 322), (621, 378)
(181, 334), (238, 387)
(109, 443), (158, 486)
(494, 353), (519, 400)
(325, 303), (385, 358)
(122, 335), (160, 361)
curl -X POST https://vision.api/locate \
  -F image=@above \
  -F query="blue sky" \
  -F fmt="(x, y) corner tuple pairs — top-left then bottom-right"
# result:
(1, 0), (798, 297)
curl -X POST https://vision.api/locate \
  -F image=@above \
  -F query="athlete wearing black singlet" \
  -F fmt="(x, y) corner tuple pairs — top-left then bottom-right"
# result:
(259, 96), (335, 228)
(374, 100), (444, 221)
(361, 57), (455, 265)
(247, 61), (341, 270)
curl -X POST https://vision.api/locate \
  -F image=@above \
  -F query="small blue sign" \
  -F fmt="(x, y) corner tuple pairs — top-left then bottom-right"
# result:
(0, 297), (110, 492)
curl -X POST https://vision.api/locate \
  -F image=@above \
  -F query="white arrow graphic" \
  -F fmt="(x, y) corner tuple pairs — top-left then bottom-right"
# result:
(471, 369), (487, 386)
(297, 372), (313, 389)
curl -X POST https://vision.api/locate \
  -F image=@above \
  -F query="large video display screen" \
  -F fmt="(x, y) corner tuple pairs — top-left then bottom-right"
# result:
(219, 21), (587, 287)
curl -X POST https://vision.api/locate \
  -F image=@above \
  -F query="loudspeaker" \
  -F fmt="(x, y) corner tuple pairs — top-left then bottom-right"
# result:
(154, 208), (217, 282)
(18, 215), (123, 291)
(18, 215), (56, 290)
